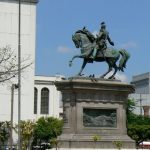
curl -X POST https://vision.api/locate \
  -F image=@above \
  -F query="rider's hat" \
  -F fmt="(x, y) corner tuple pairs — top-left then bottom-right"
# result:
(101, 22), (106, 27)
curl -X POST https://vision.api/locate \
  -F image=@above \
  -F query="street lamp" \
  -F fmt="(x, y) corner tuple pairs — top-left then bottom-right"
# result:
(18, 0), (21, 149)
(135, 93), (143, 115)
(10, 84), (18, 150)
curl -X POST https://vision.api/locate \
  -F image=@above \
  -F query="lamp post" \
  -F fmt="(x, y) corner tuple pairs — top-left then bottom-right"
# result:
(136, 93), (143, 115)
(10, 84), (18, 150)
(140, 93), (142, 115)
(18, 0), (21, 149)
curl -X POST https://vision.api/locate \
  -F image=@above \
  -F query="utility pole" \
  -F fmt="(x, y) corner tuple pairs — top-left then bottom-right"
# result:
(10, 84), (18, 150)
(18, 0), (21, 149)
(140, 93), (142, 115)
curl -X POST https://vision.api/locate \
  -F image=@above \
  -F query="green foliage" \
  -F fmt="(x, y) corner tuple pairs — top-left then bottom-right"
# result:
(127, 99), (150, 146)
(126, 98), (136, 114)
(0, 121), (10, 145)
(126, 98), (150, 124)
(91, 135), (101, 149)
(92, 135), (101, 142)
(127, 125), (150, 145)
(34, 117), (63, 143)
(113, 141), (123, 150)
(19, 120), (35, 150)
(128, 114), (150, 125)
(127, 98), (150, 125)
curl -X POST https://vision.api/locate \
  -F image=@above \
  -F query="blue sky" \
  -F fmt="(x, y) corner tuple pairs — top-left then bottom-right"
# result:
(35, 0), (150, 81)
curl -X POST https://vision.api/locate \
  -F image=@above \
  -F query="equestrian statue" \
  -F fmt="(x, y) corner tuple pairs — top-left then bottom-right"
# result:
(69, 22), (130, 79)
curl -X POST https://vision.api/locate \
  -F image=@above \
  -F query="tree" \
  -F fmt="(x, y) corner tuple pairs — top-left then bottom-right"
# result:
(0, 121), (11, 149)
(19, 120), (35, 150)
(33, 117), (63, 147)
(126, 98), (137, 124)
(0, 46), (32, 83)
(127, 99), (150, 147)
(128, 124), (150, 146)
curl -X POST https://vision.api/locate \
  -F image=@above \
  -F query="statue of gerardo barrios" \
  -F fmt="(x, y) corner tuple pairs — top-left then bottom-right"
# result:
(69, 22), (130, 79)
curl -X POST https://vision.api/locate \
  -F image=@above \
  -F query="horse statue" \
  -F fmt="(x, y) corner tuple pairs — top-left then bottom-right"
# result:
(69, 29), (130, 79)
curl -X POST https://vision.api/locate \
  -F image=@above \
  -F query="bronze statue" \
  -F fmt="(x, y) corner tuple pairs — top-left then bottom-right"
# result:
(69, 23), (130, 79)
(92, 22), (114, 59)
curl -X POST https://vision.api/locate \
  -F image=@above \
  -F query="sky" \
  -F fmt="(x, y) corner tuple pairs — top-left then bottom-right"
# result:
(35, 0), (150, 82)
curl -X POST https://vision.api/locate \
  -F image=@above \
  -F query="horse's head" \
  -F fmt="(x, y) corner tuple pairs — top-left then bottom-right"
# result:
(72, 32), (81, 48)
(72, 29), (95, 49)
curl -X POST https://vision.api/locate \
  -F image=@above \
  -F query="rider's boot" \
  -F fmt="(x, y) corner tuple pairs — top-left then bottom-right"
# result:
(91, 48), (97, 60)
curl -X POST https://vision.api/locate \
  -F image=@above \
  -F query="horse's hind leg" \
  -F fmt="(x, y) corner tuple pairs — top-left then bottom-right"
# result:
(76, 59), (87, 76)
(100, 65), (112, 78)
(108, 64), (118, 79)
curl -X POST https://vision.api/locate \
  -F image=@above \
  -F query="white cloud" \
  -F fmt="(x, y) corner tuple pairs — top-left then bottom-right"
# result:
(115, 72), (128, 82)
(121, 41), (137, 49)
(57, 46), (71, 53)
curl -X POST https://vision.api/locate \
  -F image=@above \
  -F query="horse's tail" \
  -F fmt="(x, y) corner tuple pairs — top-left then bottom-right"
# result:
(118, 49), (130, 72)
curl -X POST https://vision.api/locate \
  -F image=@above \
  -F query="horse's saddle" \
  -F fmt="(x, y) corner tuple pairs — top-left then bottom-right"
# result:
(97, 48), (118, 58)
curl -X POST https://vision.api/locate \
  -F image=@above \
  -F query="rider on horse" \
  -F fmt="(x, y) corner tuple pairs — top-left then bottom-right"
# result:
(70, 25), (130, 79)
(91, 22), (114, 59)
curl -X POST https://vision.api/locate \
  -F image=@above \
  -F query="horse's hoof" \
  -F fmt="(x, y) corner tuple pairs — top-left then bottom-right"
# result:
(89, 74), (95, 78)
(100, 76), (104, 79)
(108, 76), (115, 80)
(76, 73), (83, 77)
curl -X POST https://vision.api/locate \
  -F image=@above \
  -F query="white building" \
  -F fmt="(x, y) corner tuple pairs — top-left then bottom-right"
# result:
(130, 72), (150, 116)
(34, 75), (64, 119)
(0, 0), (65, 146)
(0, 0), (64, 122)
(0, 0), (38, 123)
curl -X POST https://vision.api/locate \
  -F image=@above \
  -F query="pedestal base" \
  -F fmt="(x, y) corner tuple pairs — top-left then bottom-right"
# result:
(58, 134), (135, 149)
(55, 77), (135, 149)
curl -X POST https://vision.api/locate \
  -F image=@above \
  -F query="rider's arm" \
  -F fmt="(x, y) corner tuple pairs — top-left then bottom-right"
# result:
(107, 33), (114, 46)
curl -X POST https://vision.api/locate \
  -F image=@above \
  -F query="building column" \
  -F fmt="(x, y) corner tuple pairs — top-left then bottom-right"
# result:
(143, 106), (150, 117)
(37, 87), (41, 116)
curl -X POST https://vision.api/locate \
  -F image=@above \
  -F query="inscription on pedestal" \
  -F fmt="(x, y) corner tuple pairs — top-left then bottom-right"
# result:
(83, 108), (117, 127)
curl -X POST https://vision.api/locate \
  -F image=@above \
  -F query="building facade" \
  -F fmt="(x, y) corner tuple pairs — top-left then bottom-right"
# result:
(130, 72), (150, 116)
(34, 75), (64, 119)
(0, 0), (37, 122)
(0, 0), (65, 146)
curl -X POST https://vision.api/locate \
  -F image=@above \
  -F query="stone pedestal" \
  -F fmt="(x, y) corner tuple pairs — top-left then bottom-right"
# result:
(55, 77), (135, 149)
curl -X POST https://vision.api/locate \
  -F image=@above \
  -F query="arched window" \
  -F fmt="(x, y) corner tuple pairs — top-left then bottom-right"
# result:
(41, 88), (49, 114)
(34, 87), (38, 114)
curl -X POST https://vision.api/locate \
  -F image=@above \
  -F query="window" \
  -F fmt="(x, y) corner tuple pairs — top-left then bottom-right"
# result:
(34, 87), (38, 114)
(41, 88), (49, 114)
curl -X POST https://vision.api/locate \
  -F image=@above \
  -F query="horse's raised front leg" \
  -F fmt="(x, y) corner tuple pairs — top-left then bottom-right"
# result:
(69, 54), (85, 67)
(69, 55), (81, 67)
(76, 59), (87, 76)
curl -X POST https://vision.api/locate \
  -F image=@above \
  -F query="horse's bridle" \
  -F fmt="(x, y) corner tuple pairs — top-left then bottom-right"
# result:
(72, 33), (81, 48)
